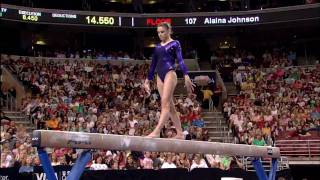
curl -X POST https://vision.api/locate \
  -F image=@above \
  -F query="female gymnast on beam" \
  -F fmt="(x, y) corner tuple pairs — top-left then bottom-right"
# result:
(143, 22), (195, 139)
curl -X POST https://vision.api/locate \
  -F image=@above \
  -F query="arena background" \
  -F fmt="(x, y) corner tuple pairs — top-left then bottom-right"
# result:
(0, 0), (319, 180)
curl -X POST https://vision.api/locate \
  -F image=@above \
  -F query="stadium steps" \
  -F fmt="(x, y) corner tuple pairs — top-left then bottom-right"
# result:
(2, 110), (36, 133)
(224, 82), (239, 96)
(202, 110), (232, 143)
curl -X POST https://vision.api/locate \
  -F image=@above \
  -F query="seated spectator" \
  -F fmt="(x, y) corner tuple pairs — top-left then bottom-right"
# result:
(190, 154), (208, 170)
(151, 152), (162, 170)
(252, 133), (266, 146)
(90, 156), (108, 170)
(228, 156), (244, 169)
(1, 149), (14, 168)
(161, 153), (177, 169)
(33, 157), (41, 166)
(46, 115), (60, 130)
(50, 152), (60, 166)
(125, 154), (140, 170)
(205, 154), (220, 168)
(286, 121), (297, 138)
(296, 125), (311, 137)
(176, 153), (190, 169)
(1, 133), (16, 150)
(140, 151), (153, 169)
(18, 156), (34, 173)
(219, 155), (232, 170)
(262, 122), (271, 137)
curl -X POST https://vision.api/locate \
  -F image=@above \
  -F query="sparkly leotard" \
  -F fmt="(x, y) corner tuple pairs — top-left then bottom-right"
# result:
(147, 40), (188, 82)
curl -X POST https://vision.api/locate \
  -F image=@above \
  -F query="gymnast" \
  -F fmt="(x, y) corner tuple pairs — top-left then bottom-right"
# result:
(143, 22), (195, 139)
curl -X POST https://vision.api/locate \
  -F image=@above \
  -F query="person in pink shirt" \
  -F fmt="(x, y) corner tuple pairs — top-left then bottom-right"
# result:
(264, 111), (273, 122)
(141, 152), (153, 169)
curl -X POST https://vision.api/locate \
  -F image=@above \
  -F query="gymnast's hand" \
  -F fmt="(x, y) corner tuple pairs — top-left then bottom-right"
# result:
(184, 75), (196, 94)
(143, 79), (151, 96)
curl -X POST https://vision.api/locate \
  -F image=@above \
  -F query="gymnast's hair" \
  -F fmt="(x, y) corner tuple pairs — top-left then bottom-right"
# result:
(157, 22), (173, 34)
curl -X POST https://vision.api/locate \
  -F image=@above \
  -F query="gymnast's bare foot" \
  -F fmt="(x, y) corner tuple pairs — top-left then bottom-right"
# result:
(146, 131), (160, 138)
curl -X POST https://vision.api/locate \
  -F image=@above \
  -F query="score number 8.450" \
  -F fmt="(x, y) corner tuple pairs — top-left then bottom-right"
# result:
(85, 16), (115, 25)
(22, 14), (39, 21)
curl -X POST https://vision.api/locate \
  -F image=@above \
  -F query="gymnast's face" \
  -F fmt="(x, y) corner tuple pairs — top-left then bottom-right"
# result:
(157, 26), (171, 42)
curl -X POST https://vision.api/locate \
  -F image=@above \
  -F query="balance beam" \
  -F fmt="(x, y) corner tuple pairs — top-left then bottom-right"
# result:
(32, 130), (280, 158)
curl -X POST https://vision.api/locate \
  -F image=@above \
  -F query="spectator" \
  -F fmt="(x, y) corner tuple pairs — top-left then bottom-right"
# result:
(228, 156), (244, 169)
(90, 156), (108, 170)
(18, 156), (34, 173)
(161, 153), (177, 169)
(190, 154), (208, 170)
(1, 149), (14, 168)
(145, 152), (158, 170)
(219, 155), (232, 170)
(125, 154), (139, 170)
(252, 133), (266, 146)
(140, 151), (153, 169)
(205, 154), (220, 168)
(50, 152), (60, 166)
(201, 86), (213, 109)
(1, 133), (16, 150)
(296, 125), (311, 137)
(176, 153), (190, 169)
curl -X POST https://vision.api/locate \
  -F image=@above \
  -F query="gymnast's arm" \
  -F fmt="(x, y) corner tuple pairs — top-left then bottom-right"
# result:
(175, 41), (189, 77)
(175, 41), (195, 93)
(147, 50), (158, 81)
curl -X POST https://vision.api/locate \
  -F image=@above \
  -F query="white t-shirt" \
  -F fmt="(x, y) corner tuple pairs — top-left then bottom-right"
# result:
(185, 98), (194, 107)
(90, 163), (108, 170)
(271, 110), (278, 116)
(129, 120), (138, 128)
(190, 159), (208, 171)
(129, 128), (135, 136)
(161, 162), (177, 169)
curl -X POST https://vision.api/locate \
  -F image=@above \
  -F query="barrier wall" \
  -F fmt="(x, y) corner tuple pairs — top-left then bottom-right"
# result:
(0, 166), (292, 180)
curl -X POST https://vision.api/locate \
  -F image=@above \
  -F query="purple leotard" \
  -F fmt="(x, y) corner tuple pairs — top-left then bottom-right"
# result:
(147, 40), (188, 82)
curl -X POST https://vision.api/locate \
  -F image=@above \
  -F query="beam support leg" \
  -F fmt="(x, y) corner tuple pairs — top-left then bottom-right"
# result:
(37, 148), (57, 180)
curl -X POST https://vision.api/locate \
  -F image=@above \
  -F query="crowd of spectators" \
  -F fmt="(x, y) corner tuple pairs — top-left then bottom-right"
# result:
(33, 49), (133, 60)
(225, 65), (320, 145)
(4, 51), (319, 172)
(0, 55), (239, 172)
(211, 47), (297, 81)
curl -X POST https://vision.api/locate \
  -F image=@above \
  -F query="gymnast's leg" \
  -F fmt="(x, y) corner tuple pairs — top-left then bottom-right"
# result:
(169, 98), (184, 139)
(154, 74), (184, 139)
(147, 70), (178, 138)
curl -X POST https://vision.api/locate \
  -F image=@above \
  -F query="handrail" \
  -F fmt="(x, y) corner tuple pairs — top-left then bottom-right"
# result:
(2, 65), (26, 90)
(215, 69), (227, 109)
(244, 156), (289, 172)
(0, 93), (17, 111)
(276, 139), (320, 142)
(275, 139), (320, 160)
